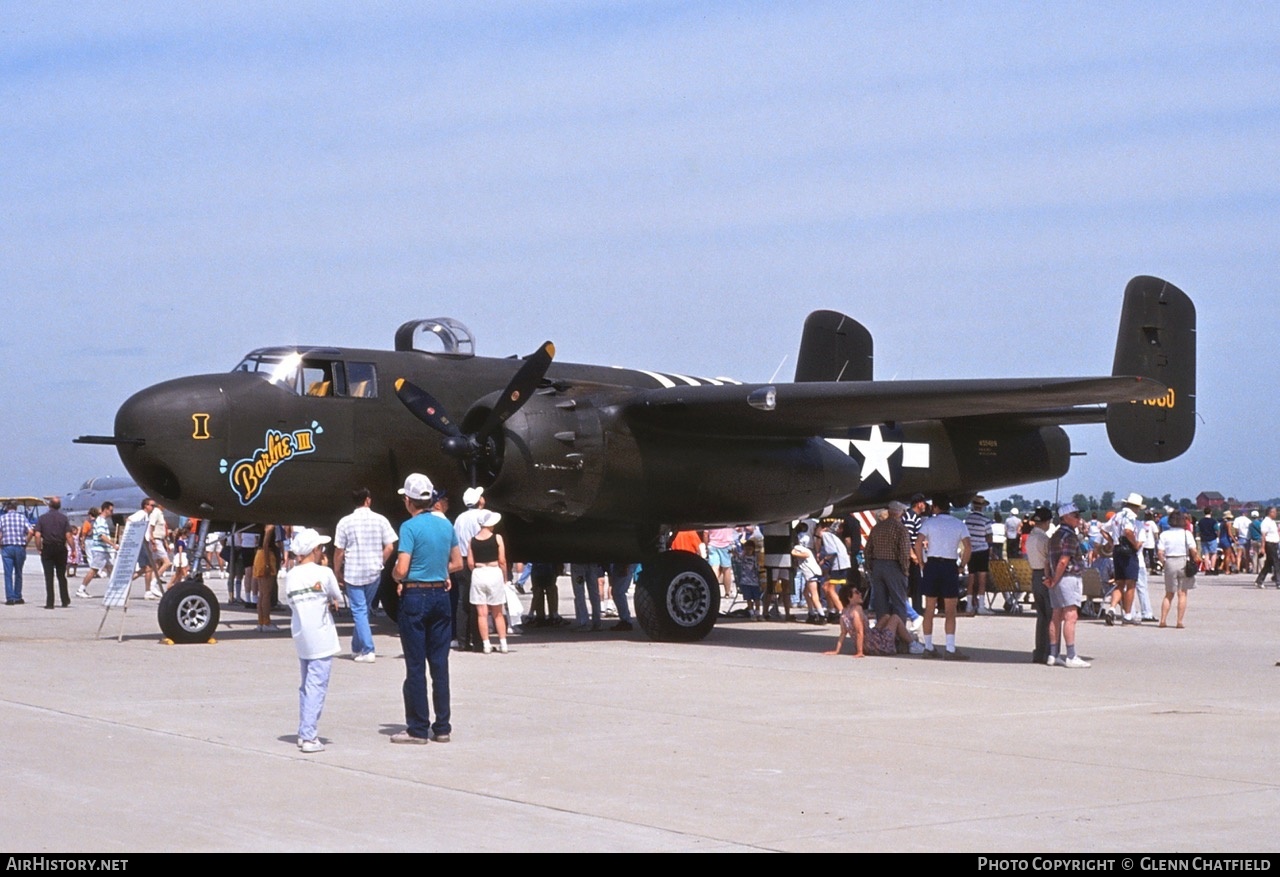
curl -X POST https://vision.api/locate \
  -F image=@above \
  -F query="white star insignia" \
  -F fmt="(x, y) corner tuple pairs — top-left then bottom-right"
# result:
(851, 425), (901, 484)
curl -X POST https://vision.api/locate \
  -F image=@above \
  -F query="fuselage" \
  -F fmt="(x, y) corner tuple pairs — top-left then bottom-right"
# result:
(113, 342), (1072, 561)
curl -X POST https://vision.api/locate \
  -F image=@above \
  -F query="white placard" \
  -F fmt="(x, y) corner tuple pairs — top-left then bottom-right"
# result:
(102, 517), (148, 609)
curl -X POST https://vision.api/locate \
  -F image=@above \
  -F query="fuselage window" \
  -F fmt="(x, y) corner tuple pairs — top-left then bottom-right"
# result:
(343, 362), (378, 398)
(300, 360), (347, 398)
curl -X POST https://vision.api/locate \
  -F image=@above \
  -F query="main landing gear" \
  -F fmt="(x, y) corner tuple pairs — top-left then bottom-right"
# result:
(635, 550), (719, 642)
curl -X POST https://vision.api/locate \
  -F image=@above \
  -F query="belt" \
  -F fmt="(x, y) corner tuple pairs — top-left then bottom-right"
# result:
(401, 581), (447, 589)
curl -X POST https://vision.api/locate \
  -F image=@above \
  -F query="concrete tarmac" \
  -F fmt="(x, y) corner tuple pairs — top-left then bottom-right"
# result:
(2, 567), (1278, 852)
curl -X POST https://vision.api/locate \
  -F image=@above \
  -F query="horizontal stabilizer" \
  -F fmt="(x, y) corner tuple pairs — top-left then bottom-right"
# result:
(1107, 276), (1196, 463)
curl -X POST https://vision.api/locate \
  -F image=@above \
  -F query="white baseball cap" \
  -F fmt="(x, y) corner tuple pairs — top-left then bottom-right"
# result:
(290, 527), (331, 557)
(398, 473), (436, 501)
(463, 486), (484, 508)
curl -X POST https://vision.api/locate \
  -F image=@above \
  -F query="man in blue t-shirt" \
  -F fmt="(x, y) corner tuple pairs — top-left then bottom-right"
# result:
(390, 473), (461, 745)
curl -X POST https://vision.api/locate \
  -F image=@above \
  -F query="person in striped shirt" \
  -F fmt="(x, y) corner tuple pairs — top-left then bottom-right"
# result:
(964, 496), (994, 616)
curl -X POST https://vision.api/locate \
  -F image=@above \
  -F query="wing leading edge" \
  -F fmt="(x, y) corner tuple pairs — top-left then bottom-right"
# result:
(622, 375), (1167, 438)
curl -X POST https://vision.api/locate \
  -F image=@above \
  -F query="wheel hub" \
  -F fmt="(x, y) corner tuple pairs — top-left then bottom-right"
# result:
(666, 571), (712, 627)
(176, 594), (212, 633)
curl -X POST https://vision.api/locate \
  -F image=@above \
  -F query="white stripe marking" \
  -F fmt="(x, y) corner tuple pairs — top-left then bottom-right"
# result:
(631, 369), (677, 388)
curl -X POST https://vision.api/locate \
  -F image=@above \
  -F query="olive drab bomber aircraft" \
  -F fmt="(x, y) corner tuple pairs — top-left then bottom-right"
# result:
(78, 275), (1195, 645)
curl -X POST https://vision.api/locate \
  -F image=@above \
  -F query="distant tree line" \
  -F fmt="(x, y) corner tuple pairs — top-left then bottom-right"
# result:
(992, 491), (1280, 515)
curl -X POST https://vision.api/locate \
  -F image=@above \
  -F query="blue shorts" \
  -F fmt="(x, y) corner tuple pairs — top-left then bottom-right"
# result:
(921, 558), (962, 599)
(1113, 549), (1141, 581)
(707, 545), (732, 569)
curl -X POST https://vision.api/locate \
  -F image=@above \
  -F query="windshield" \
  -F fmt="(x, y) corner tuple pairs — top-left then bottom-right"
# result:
(232, 351), (303, 388)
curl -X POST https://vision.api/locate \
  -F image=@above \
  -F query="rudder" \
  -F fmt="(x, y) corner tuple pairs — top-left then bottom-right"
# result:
(794, 310), (873, 383)
(1107, 276), (1196, 463)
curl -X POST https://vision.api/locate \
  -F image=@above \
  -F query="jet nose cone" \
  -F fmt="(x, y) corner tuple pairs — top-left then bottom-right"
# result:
(114, 376), (227, 509)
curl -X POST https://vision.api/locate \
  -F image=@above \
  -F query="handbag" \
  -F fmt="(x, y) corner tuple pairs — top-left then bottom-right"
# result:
(1183, 532), (1197, 578)
(505, 581), (524, 620)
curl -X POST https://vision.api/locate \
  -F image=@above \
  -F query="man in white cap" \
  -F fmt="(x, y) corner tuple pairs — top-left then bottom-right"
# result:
(1046, 503), (1090, 668)
(1104, 492), (1146, 625)
(451, 486), (487, 651)
(1004, 508), (1022, 559)
(391, 474), (462, 745)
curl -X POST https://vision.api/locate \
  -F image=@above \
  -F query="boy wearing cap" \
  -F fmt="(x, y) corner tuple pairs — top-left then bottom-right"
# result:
(284, 528), (342, 753)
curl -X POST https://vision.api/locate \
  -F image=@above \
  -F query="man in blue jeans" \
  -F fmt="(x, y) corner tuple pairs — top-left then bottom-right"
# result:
(1, 502), (34, 605)
(391, 474), (462, 745)
(333, 488), (398, 663)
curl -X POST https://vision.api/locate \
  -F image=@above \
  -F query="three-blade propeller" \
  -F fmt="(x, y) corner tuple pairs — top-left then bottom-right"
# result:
(395, 341), (555, 486)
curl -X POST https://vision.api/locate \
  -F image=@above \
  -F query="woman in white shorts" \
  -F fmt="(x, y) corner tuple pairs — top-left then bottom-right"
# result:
(1157, 511), (1198, 629)
(467, 510), (509, 654)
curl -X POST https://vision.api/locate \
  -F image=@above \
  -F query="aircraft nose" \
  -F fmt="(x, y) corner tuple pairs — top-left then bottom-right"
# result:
(115, 376), (227, 507)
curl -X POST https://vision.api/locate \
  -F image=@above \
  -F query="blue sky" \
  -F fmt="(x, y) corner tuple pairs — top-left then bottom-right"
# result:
(3, 2), (1277, 504)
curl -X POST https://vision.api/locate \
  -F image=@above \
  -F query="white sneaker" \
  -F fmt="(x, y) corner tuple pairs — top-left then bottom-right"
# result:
(907, 617), (923, 634)
(481, 641), (492, 654)
(144, 591), (160, 601)
(76, 588), (90, 599)
(1062, 655), (1091, 669)
(908, 641), (925, 655)
(353, 653), (376, 663)
(977, 604), (994, 616)
(1045, 655), (1061, 667)
(497, 641), (508, 654)
(148, 587), (164, 599)
(299, 739), (324, 753)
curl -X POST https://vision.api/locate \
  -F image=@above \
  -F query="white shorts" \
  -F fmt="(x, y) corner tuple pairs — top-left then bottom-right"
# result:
(89, 548), (111, 572)
(469, 566), (506, 606)
(151, 543), (170, 562)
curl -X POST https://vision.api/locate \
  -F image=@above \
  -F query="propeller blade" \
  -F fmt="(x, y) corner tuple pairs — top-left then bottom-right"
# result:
(475, 341), (555, 442)
(394, 378), (462, 437)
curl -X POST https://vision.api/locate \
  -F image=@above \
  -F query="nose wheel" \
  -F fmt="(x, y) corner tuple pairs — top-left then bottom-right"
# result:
(157, 579), (221, 643)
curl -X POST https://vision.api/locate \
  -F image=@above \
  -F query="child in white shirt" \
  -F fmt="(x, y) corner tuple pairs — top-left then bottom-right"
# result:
(285, 528), (342, 753)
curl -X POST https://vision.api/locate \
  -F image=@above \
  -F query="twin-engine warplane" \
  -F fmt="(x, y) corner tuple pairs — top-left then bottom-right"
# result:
(80, 276), (1195, 644)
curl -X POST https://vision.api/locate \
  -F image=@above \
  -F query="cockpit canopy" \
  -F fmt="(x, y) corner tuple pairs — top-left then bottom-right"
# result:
(78, 475), (136, 491)
(230, 318), (475, 399)
(232, 348), (379, 399)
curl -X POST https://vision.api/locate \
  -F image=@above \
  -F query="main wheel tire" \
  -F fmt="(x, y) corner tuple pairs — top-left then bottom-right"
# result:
(635, 550), (719, 642)
(158, 579), (221, 643)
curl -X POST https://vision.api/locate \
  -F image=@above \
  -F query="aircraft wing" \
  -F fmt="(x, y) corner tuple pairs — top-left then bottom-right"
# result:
(621, 375), (1165, 438)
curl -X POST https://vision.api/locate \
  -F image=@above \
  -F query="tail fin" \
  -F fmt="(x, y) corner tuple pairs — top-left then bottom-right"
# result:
(794, 310), (873, 383)
(1106, 276), (1196, 462)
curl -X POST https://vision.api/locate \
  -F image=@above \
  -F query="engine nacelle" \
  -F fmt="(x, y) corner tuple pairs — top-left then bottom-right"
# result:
(490, 388), (862, 528)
